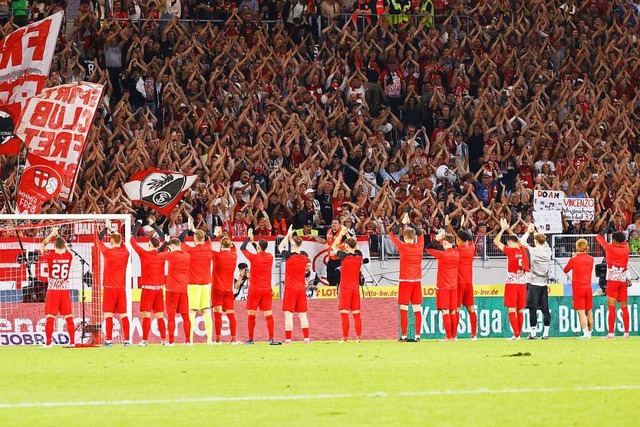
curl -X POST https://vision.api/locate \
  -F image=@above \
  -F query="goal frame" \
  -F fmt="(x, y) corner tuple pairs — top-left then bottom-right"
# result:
(0, 214), (132, 345)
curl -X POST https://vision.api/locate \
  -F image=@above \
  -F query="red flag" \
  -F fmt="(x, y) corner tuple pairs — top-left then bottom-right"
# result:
(123, 167), (197, 216)
(16, 153), (65, 214)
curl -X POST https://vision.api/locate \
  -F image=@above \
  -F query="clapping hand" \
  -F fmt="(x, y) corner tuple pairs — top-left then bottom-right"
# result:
(248, 228), (254, 241)
(402, 212), (410, 225)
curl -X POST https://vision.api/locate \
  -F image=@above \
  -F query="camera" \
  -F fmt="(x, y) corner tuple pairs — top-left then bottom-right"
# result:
(17, 251), (39, 264)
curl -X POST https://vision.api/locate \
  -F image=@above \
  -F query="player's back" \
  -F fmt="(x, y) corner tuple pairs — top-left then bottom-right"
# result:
(42, 250), (73, 290)
(565, 253), (594, 288)
(504, 246), (530, 273)
(339, 251), (363, 289)
(392, 233), (424, 281)
(243, 251), (273, 291)
(437, 248), (459, 289)
(100, 245), (130, 287)
(456, 241), (475, 284)
(284, 252), (308, 290)
(131, 239), (165, 285)
(183, 242), (213, 284)
(212, 249), (237, 291)
(164, 251), (190, 293)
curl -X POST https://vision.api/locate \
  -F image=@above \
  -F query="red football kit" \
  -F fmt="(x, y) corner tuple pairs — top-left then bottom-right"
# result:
(158, 250), (191, 344)
(181, 242), (213, 285)
(596, 234), (630, 302)
(564, 253), (594, 310)
(130, 238), (165, 313)
(389, 231), (424, 305)
(282, 250), (309, 313)
(42, 250), (74, 316)
(456, 241), (475, 307)
(212, 248), (237, 310)
(502, 245), (530, 309)
(242, 249), (274, 312)
(95, 237), (130, 314)
(427, 247), (460, 311)
(337, 251), (363, 311)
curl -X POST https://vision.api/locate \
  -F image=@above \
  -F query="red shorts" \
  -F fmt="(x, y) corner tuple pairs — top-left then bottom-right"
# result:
(212, 289), (235, 311)
(140, 288), (164, 313)
(457, 282), (474, 307)
(338, 287), (361, 311)
(166, 291), (189, 314)
(398, 281), (422, 305)
(247, 288), (273, 312)
(436, 288), (457, 311)
(606, 281), (628, 302)
(45, 290), (72, 316)
(103, 287), (127, 314)
(504, 284), (526, 309)
(572, 287), (593, 311)
(282, 288), (308, 313)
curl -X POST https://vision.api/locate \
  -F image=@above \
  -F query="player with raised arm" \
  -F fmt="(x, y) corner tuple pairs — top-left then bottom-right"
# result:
(520, 224), (552, 340)
(426, 229), (460, 341)
(158, 239), (191, 346)
(326, 219), (343, 287)
(493, 218), (530, 340)
(130, 216), (167, 346)
(278, 225), (311, 344)
(39, 227), (75, 348)
(96, 220), (131, 347)
(596, 225), (631, 338)
(211, 226), (239, 344)
(389, 212), (424, 342)
(241, 229), (281, 345)
(332, 225), (364, 343)
(179, 217), (214, 344)
(563, 239), (595, 339)
(445, 215), (477, 340)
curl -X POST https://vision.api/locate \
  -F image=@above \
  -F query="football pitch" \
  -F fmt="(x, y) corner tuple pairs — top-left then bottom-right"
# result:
(1, 339), (639, 427)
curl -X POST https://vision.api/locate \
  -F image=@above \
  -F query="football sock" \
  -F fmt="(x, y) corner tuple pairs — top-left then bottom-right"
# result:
(45, 317), (54, 346)
(400, 309), (408, 337)
(622, 306), (630, 333)
(443, 313), (452, 339)
(121, 317), (130, 341)
(266, 315), (275, 340)
(302, 327), (309, 339)
(227, 313), (237, 339)
(608, 306), (616, 334)
(214, 312), (223, 340)
(508, 312), (518, 337)
(142, 317), (151, 341)
(285, 330), (292, 340)
(188, 312), (196, 342)
(157, 318), (166, 340)
(353, 313), (362, 338)
(167, 314), (175, 343)
(341, 313), (349, 339)
(517, 312), (524, 337)
(65, 317), (75, 345)
(183, 316), (191, 343)
(203, 312), (213, 342)
(105, 316), (113, 341)
(248, 314), (256, 341)
(414, 310), (423, 337)
(470, 312), (478, 337)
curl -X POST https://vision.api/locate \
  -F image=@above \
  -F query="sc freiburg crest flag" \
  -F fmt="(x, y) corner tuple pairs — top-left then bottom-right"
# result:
(123, 167), (197, 216)
(16, 153), (65, 214)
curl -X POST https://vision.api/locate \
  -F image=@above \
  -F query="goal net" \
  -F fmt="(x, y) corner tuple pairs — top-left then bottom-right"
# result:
(0, 215), (132, 347)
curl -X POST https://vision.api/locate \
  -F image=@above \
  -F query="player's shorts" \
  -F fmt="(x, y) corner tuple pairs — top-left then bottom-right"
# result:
(572, 287), (593, 311)
(103, 287), (127, 314)
(166, 291), (189, 314)
(504, 283), (526, 309)
(140, 288), (164, 313)
(457, 282), (474, 307)
(606, 281), (628, 302)
(338, 287), (361, 311)
(436, 288), (457, 311)
(282, 288), (308, 313)
(246, 288), (273, 312)
(188, 284), (212, 310)
(526, 284), (549, 310)
(398, 281), (423, 305)
(212, 289), (234, 311)
(45, 290), (72, 316)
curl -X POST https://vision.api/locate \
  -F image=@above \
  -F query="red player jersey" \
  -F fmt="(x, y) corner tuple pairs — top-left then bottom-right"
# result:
(158, 251), (190, 293)
(241, 250), (273, 291)
(427, 247), (460, 290)
(596, 234), (630, 282)
(389, 231), (424, 281)
(130, 238), (166, 286)
(181, 242), (213, 285)
(502, 245), (530, 284)
(40, 250), (73, 290)
(564, 253), (594, 289)
(338, 251), (363, 290)
(95, 237), (130, 288)
(212, 249), (237, 291)
(456, 241), (475, 285)
(283, 251), (308, 290)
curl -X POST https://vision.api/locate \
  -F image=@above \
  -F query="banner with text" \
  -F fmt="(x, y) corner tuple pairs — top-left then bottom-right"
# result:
(0, 12), (63, 155)
(563, 198), (595, 221)
(534, 190), (565, 211)
(16, 82), (104, 201)
(533, 210), (563, 233)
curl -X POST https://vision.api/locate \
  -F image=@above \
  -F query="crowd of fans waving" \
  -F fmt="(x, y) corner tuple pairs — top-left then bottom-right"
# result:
(1, 0), (640, 255)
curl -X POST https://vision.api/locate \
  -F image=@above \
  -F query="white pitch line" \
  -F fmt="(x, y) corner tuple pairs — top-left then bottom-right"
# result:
(1, 385), (639, 410)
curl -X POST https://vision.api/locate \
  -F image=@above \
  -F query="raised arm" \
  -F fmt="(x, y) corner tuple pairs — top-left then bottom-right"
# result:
(278, 225), (294, 252)
(40, 227), (59, 254)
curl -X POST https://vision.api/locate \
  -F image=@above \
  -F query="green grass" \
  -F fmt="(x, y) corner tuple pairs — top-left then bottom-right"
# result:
(1, 339), (639, 426)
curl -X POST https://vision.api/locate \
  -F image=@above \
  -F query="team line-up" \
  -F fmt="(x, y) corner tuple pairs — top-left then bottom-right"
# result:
(39, 214), (632, 347)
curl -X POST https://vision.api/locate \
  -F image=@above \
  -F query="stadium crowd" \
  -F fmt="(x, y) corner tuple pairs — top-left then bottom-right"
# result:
(2, 0), (640, 254)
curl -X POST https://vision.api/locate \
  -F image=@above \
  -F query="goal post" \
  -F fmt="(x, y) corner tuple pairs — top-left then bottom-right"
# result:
(0, 214), (132, 347)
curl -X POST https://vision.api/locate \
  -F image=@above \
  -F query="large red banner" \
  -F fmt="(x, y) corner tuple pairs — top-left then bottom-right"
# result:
(0, 12), (63, 155)
(15, 82), (104, 201)
(16, 153), (65, 214)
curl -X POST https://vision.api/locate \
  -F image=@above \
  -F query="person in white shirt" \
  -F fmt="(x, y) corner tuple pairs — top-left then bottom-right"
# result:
(520, 224), (552, 340)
